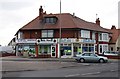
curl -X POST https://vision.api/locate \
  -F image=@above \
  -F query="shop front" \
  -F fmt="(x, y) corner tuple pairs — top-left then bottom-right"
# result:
(59, 38), (96, 58)
(16, 39), (57, 58)
(16, 38), (95, 58)
(37, 39), (57, 58)
(16, 39), (37, 57)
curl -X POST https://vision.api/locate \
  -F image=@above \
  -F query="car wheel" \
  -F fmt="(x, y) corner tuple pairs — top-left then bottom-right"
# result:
(79, 58), (85, 63)
(99, 59), (105, 63)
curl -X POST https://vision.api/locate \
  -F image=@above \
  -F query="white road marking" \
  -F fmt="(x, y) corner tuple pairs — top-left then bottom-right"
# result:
(102, 64), (107, 65)
(110, 70), (116, 72)
(110, 63), (115, 64)
(93, 64), (98, 65)
(82, 63), (90, 66)
(81, 72), (101, 76)
(65, 74), (80, 77)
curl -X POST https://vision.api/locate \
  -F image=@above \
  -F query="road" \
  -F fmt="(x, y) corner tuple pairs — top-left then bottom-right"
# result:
(2, 59), (119, 77)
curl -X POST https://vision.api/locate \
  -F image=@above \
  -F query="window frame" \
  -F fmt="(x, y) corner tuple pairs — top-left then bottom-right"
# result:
(99, 33), (109, 42)
(44, 17), (57, 24)
(92, 32), (96, 40)
(81, 30), (90, 38)
(99, 44), (108, 54)
(41, 30), (54, 38)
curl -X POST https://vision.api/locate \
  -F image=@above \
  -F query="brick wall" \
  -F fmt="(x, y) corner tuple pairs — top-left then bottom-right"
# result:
(22, 30), (41, 39)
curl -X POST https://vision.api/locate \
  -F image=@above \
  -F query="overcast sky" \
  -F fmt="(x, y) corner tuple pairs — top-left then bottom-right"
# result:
(0, 0), (119, 46)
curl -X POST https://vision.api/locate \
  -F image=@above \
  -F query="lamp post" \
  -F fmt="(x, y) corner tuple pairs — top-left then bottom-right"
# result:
(59, 0), (62, 62)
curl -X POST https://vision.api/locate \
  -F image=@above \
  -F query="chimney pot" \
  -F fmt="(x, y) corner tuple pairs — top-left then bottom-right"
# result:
(111, 25), (116, 29)
(96, 18), (100, 26)
(39, 6), (43, 20)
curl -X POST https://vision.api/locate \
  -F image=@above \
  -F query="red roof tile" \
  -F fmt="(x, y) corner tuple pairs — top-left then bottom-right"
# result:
(20, 13), (109, 33)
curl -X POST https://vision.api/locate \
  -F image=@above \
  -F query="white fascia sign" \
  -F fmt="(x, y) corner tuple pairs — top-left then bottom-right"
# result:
(37, 39), (57, 44)
(16, 39), (37, 44)
(82, 39), (96, 43)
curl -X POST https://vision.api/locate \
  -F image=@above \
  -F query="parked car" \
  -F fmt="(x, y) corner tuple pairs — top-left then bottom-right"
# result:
(74, 52), (108, 63)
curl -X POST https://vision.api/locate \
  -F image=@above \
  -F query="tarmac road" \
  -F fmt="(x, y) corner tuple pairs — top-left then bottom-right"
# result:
(1, 56), (119, 77)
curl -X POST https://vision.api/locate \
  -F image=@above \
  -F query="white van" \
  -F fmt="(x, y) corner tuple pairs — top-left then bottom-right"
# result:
(0, 46), (15, 54)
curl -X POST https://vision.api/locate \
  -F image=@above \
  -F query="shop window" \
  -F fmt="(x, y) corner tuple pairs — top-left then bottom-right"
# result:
(82, 44), (94, 53)
(39, 45), (51, 54)
(29, 45), (35, 55)
(61, 46), (72, 56)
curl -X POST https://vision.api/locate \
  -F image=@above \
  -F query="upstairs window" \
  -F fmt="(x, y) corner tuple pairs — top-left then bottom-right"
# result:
(92, 32), (95, 40)
(18, 32), (23, 39)
(99, 33), (102, 40)
(103, 33), (108, 41)
(42, 30), (54, 38)
(81, 30), (90, 38)
(44, 17), (57, 24)
(99, 33), (108, 41)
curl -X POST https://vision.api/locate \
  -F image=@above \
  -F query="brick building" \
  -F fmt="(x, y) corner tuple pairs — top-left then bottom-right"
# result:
(108, 26), (120, 52)
(13, 6), (110, 58)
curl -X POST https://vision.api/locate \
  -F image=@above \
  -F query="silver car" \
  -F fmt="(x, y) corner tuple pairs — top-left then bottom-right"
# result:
(75, 52), (108, 63)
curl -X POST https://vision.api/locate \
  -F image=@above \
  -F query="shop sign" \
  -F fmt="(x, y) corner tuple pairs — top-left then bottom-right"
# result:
(16, 39), (37, 43)
(83, 39), (96, 43)
(37, 39), (57, 44)
(60, 38), (73, 43)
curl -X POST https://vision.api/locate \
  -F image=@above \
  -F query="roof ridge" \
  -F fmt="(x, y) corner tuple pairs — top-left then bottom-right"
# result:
(69, 14), (79, 28)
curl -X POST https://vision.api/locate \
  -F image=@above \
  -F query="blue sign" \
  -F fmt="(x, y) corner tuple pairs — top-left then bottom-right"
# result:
(83, 39), (95, 43)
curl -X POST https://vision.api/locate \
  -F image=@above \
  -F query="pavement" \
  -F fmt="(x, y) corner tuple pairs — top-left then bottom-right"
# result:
(1, 56), (75, 62)
(1, 56), (119, 73)
(1, 56), (77, 72)
(1, 56), (119, 62)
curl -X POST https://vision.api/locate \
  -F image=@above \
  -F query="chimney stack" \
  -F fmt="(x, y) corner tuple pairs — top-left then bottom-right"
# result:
(96, 18), (100, 26)
(39, 6), (43, 20)
(111, 25), (116, 29)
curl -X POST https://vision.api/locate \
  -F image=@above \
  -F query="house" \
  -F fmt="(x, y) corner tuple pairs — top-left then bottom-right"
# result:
(14, 6), (110, 58)
(108, 25), (120, 52)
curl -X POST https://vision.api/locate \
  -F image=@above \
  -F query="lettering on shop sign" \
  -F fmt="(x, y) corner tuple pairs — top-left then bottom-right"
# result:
(61, 39), (72, 43)
(17, 39), (36, 43)
(37, 39), (57, 44)
(41, 39), (53, 41)
(83, 39), (95, 43)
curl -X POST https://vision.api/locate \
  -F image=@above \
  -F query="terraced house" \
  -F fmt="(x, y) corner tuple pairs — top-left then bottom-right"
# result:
(13, 6), (110, 58)
(108, 26), (120, 52)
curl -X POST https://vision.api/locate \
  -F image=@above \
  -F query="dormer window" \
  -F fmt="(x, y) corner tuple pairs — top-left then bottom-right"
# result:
(43, 17), (58, 24)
